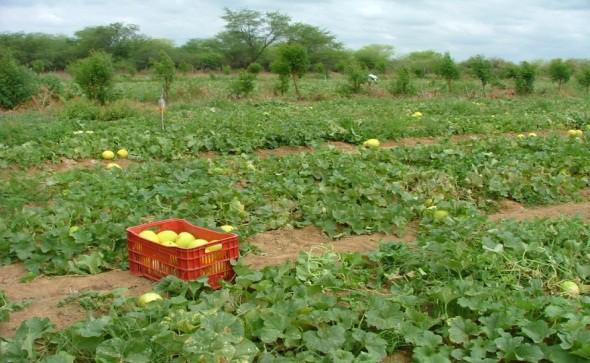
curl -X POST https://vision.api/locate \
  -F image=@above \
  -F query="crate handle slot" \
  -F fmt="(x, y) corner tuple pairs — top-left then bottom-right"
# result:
(205, 243), (222, 253)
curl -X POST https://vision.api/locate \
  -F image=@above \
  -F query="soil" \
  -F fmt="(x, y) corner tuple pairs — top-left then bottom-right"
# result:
(242, 223), (418, 269)
(490, 201), (590, 222)
(0, 264), (152, 337)
(381, 352), (412, 363)
(2, 198), (590, 337)
(254, 145), (312, 158)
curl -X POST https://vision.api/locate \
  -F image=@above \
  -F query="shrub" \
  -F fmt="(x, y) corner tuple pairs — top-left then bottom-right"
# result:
(344, 62), (367, 94)
(437, 52), (460, 92)
(247, 63), (263, 75)
(229, 72), (256, 98)
(31, 60), (47, 74)
(513, 61), (536, 95)
(466, 55), (493, 93)
(388, 67), (413, 96)
(61, 98), (139, 121)
(152, 51), (176, 101)
(273, 44), (309, 99)
(548, 59), (572, 91)
(0, 52), (38, 109)
(38, 74), (64, 96)
(69, 51), (114, 105)
(577, 67), (590, 93)
(222, 65), (231, 75)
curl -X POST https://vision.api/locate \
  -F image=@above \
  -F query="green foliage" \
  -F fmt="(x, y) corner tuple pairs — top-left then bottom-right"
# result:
(548, 58), (573, 90)
(30, 59), (47, 74)
(0, 52), (38, 109)
(151, 50), (176, 101)
(1, 290), (30, 322)
(466, 55), (493, 92)
(2, 215), (589, 361)
(69, 51), (114, 105)
(343, 62), (368, 94)
(437, 52), (460, 92)
(273, 44), (309, 98)
(218, 8), (291, 67)
(513, 61), (537, 95)
(400, 50), (444, 78)
(60, 98), (138, 121)
(388, 67), (414, 95)
(222, 65), (231, 75)
(38, 74), (64, 97)
(246, 62), (262, 74)
(229, 72), (256, 98)
(577, 67), (590, 93)
(354, 44), (393, 73)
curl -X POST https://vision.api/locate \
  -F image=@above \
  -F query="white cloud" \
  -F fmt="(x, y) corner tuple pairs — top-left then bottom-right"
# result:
(0, 0), (588, 60)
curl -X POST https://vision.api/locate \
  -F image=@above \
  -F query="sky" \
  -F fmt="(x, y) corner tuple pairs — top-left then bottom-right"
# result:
(0, 0), (589, 61)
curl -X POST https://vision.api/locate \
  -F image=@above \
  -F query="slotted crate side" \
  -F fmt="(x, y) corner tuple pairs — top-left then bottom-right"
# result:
(127, 219), (239, 288)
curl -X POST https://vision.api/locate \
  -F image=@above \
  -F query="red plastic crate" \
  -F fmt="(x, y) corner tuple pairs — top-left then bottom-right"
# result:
(127, 218), (239, 288)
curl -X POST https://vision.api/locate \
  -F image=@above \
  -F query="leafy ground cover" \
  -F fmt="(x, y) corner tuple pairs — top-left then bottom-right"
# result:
(1, 96), (588, 167)
(1, 134), (589, 276)
(1, 216), (588, 362)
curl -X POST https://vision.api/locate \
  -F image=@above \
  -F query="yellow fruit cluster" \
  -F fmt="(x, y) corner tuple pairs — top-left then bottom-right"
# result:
(102, 149), (128, 169)
(139, 229), (211, 249)
(568, 129), (583, 138)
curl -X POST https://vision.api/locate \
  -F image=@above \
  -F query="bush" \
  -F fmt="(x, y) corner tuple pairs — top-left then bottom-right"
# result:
(0, 53), (38, 109)
(548, 58), (572, 90)
(247, 63), (263, 75)
(222, 65), (231, 75)
(151, 51), (176, 101)
(388, 67), (413, 96)
(69, 51), (114, 105)
(273, 74), (290, 95)
(61, 98), (139, 121)
(577, 67), (590, 93)
(344, 62), (367, 94)
(38, 74), (64, 96)
(229, 72), (256, 98)
(513, 61), (536, 95)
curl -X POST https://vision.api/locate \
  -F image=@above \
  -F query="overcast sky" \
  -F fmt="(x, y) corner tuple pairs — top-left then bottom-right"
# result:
(0, 0), (589, 61)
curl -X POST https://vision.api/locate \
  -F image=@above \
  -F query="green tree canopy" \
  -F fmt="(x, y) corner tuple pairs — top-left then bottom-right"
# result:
(217, 8), (291, 67)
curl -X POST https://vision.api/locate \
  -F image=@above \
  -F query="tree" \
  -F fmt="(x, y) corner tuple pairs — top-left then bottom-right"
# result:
(152, 50), (175, 101)
(513, 61), (536, 95)
(577, 67), (590, 94)
(398, 51), (444, 78)
(180, 38), (225, 70)
(286, 23), (342, 70)
(218, 8), (290, 67)
(437, 52), (460, 92)
(548, 58), (573, 91)
(465, 55), (493, 94)
(0, 51), (38, 109)
(69, 51), (114, 105)
(272, 44), (309, 99)
(354, 44), (394, 73)
(74, 23), (140, 59)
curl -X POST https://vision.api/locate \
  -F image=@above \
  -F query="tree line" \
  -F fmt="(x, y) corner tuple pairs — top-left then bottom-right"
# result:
(2, 8), (590, 109)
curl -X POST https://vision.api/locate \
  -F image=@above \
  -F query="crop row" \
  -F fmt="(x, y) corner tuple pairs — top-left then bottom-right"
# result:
(1, 215), (589, 362)
(1, 134), (589, 275)
(1, 97), (588, 167)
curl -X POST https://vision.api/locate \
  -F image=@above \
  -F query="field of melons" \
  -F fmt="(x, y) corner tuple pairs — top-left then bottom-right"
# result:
(1, 75), (590, 362)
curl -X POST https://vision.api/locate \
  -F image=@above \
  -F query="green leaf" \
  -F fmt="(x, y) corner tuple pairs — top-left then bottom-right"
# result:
(39, 351), (76, 363)
(302, 325), (346, 354)
(514, 344), (544, 362)
(521, 320), (553, 344)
